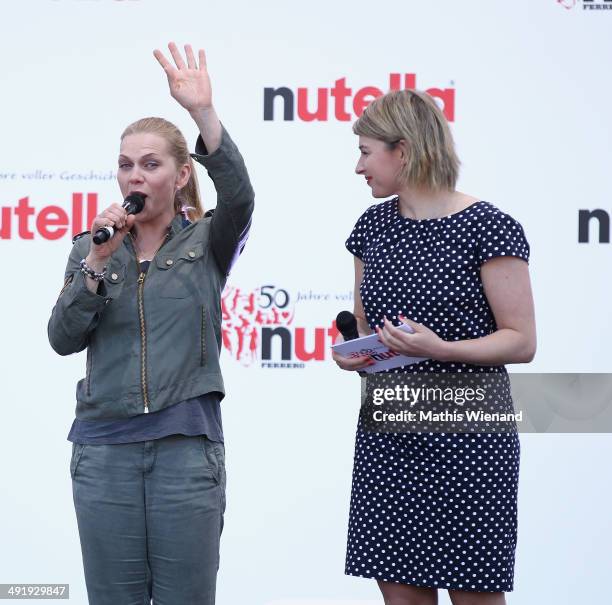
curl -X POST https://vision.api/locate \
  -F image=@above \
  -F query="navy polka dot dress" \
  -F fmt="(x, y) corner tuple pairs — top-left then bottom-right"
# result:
(344, 197), (530, 593)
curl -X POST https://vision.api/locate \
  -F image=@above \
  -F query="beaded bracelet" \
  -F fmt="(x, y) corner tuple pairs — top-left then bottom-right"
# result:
(79, 258), (107, 281)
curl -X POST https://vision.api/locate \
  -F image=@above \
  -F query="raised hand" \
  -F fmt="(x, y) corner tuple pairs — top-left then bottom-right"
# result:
(153, 42), (212, 113)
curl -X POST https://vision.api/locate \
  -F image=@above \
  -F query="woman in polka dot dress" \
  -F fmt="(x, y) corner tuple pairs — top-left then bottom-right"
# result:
(332, 90), (536, 605)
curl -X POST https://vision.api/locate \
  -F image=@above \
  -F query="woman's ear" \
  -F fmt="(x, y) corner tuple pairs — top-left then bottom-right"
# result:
(397, 139), (409, 163)
(176, 163), (191, 189)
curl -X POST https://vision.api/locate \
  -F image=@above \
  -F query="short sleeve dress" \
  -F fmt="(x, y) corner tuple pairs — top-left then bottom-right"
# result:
(343, 197), (530, 593)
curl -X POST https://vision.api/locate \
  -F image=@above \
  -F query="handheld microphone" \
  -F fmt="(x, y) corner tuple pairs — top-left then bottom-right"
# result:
(336, 310), (370, 377)
(336, 310), (360, 342)
(92, 193), (146, 245)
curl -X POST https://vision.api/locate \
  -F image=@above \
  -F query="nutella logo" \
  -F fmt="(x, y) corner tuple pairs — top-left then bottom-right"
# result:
(0, 193), (99, 240)
(263, 73), (455, 122)
(222, 285), (341, 369)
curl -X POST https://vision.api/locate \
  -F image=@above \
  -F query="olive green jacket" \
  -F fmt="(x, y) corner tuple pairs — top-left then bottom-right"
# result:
(48, 126), (254, 420)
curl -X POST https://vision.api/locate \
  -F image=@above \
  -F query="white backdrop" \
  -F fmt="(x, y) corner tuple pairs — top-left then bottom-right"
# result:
(1, 1), (611, 604)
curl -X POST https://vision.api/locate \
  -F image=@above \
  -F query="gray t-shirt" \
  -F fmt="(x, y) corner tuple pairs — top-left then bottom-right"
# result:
(66, 392), (223, 444)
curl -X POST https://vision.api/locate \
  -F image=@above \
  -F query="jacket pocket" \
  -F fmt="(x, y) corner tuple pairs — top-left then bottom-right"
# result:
(201, 306), (207, 367)
(86, 347), (93, 396)
(156, 244), (205, 299)
(156, 243), (205, 270)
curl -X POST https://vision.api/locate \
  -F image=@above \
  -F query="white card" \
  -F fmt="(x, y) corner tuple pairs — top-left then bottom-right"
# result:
(332, 324), (429, 373)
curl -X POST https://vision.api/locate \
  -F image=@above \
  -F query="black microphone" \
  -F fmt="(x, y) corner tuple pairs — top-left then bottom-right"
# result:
(92, 193), (146, 245)
(336, 310), (360, 342)
(336, 310), (370, 377)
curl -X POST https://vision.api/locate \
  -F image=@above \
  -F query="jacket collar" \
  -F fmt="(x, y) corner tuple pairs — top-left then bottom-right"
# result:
(169, 212), (191, 237)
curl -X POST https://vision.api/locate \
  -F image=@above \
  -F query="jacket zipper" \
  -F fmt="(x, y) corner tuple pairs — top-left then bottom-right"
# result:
(129, 230), (171, 415)
(137, 270), (149, 413)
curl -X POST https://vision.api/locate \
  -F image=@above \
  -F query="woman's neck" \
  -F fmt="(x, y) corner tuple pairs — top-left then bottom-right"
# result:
(396, 188), (478, 220)
(131, 210), (176, 257)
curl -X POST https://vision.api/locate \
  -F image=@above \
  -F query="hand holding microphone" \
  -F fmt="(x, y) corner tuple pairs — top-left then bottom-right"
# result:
(93, 193), (145, 245)
(87, 194), (146, 268)
(331, 310), (376, 372)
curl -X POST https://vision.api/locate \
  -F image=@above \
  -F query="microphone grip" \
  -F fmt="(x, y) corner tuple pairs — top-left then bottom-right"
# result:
(341, 326), (360, 341)
(92, 225), (114, 245)
(336, 310), (360, 342)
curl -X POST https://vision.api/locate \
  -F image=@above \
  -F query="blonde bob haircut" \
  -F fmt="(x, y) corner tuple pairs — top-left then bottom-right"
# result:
(353, 89), (460, 191)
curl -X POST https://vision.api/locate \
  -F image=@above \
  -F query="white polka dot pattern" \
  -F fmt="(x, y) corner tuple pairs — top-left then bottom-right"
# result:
(343, 197), (529, 592)
(345, 198), (529, 343)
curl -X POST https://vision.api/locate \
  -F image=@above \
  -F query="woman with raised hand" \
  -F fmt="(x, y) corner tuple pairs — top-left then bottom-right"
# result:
(332, 89), (535, 605)
(48, 42), (254, 605)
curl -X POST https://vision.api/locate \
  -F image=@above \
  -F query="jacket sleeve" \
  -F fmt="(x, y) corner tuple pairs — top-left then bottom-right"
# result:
(190, 124), (255, 277)
(47, 238), (122, 356)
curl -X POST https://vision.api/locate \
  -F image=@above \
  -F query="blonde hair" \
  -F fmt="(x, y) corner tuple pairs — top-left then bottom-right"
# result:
(120, 117), (204, 221)
(353, 89), (460, 191)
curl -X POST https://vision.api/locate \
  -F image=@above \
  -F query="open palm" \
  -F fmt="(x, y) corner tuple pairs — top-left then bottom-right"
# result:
(153, 42), (212, 112)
